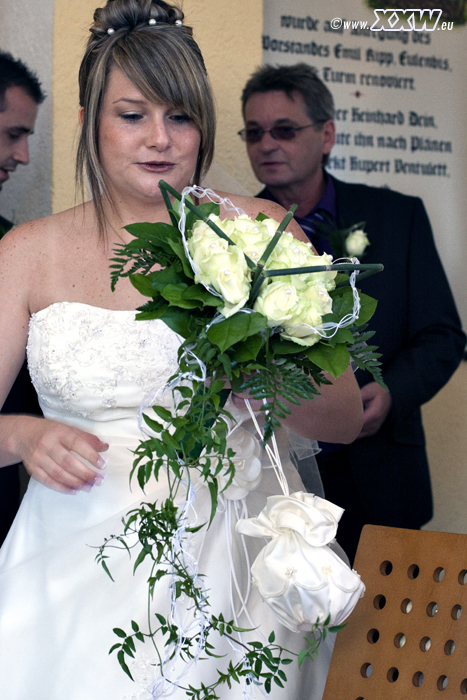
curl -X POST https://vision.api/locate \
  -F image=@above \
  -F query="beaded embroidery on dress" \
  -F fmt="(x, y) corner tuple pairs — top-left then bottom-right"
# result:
(0, 302), (335, 700)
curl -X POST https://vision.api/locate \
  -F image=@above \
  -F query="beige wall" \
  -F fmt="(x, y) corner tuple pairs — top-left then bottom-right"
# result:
(52, 0), (97, 213)
(422, 363), (467, 534)
(182, 1), (262, 195)
(52, 0), (262, 213)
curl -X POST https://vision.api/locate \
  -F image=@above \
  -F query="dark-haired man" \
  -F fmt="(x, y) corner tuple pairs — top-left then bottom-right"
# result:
(0, 50), (44, 202)
(240, 63), (466, 564)
(0, 50), (45, 544)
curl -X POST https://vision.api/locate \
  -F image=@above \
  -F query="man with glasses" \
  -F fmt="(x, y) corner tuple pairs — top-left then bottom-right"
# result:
(240, 63), (465, 564)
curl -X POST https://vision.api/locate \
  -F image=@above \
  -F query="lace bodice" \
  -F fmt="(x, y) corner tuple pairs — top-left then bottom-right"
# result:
(27, 302), (180, 427)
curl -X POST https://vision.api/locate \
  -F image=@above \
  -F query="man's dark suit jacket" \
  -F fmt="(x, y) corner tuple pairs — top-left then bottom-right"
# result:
(0, 214), (42, 544)
(0, 214), (12, 234)
(327, 175), (465, 528)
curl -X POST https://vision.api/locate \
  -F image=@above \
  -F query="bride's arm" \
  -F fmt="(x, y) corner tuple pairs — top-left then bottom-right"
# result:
(231, 366), (363, 443)
(0, 225), (108, 493)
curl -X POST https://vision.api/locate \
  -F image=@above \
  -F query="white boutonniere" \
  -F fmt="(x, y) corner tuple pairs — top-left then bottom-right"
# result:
(345, 228), (370, 257)
(323, 220), (369, 259)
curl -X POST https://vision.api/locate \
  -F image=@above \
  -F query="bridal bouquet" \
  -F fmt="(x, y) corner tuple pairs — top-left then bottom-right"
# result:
(99, 182), (384, 699)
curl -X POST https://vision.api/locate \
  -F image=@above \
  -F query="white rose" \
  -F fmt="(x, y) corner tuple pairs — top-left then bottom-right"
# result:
(294, 252), (337, 290)
(266, 244), (337, 291)
(346, 229), (369, 257)
(189, 224), (229, 269)
(253, 280), (299, 325)
(281, 297), (324, 347)
(231, 219), (272, 264)
(225, 215), (266, 236)
(215, 264), (250, 317)
(266, 235), (309, 271)
(191, 214), (223, 238)
(302, 281), (333, 315)
(260, 217), (282, 238)
(191, 242), (250, 317)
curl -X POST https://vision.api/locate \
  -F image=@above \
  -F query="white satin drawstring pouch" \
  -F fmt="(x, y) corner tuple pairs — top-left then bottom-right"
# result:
(236, 491), (365, 633)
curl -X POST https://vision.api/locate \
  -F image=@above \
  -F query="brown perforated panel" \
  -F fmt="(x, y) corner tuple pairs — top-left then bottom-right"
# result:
(322, 526), (467, 699)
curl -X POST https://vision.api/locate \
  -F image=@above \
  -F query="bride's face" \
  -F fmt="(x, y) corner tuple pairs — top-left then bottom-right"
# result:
(98, 67), (201, 206)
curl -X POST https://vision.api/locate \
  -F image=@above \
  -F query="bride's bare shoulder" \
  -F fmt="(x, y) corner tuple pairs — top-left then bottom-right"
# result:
(0, 205), (88, 261)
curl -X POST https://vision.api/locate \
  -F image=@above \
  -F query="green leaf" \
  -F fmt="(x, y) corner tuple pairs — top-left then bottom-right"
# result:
(161, 430), (179, 451)
(117, 649), (133, 680)
(329, 286), (355, 319)
(176, 385), (193, 399)
(152, 406), (173, 422)
(166, 237), (195, 279)
(159, 306), (192, 338)
(184, 201), (220, 232)
(146, 264), (189, 293)
(134, 304), (169, 322)
(330, 287), (378, 326)
(142, 414), (164, 433)
(297, 648), (309, 669)
(133, 548), (149, 572)
(270, 337), (306, 355)
(207, 480), (218, 526)
(113, 628), (127, 639)
(328, 327), (355, 345)
(161, 283), (202, 309)
(255, 212), (269, 222)
(124, 221), (180, 253)
(305, 342), (350, 378)
(130, 273), (161, 298)
(207, 312), (268, 353)
(328, 624), (347, 633)
(101, 559), (115, 582)
(231, 334), (264, 362)
(356, 293), (378, 325)
(183, 284), (223, 307)
(218, 353), (232, 378)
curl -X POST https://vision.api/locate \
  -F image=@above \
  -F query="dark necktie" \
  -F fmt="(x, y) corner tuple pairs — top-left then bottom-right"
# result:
(294, 209), (333, 256)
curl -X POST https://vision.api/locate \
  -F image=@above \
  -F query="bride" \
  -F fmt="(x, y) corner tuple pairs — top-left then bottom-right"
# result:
(0, 1), (363, 698)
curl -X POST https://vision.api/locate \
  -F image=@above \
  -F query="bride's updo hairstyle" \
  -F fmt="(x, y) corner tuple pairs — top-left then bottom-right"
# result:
(76, 0), (215, 232)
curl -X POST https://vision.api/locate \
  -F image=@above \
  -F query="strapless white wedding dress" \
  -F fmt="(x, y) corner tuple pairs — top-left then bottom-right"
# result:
(0, 302), (334, 700)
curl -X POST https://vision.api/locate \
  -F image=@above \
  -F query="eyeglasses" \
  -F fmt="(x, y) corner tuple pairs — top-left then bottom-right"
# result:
(237, 123), (316, 144)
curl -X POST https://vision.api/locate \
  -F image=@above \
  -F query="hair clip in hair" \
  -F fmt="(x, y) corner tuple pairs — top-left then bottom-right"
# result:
(107, 27), (115, 35)
(148, 18), (156, 25)
(175, 20), (183, 26)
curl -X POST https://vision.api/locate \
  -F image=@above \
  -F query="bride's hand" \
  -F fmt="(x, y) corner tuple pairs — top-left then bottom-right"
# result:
(14, 417), (109, 494)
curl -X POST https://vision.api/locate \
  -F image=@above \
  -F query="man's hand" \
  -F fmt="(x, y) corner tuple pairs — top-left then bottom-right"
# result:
(358, 382), (392, 439)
